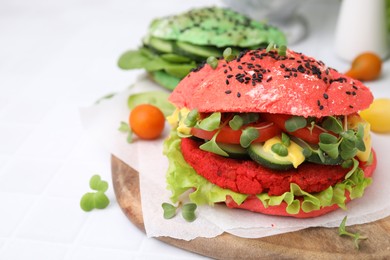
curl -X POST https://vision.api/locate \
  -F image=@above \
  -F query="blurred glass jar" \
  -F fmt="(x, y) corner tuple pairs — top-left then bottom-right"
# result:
(222, 0), (307, 44)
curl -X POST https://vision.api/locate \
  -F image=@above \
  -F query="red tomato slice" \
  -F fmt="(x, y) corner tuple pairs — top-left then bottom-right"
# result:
(191, 122), (281, 144)
(262, 113), (324, 144)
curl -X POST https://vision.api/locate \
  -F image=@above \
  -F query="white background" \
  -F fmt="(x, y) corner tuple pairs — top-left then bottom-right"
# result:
(0, 0), (389, 259)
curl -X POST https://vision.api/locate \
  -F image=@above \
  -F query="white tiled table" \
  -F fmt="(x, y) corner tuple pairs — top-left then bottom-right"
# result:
(1, 0), (389, 259)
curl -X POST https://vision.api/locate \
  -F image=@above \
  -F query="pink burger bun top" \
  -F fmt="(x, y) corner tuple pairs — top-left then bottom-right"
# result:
(169, 48), (373, 118)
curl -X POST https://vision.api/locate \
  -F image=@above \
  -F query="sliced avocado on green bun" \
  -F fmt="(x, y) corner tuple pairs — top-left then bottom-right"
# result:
(118, 6), (287, 90)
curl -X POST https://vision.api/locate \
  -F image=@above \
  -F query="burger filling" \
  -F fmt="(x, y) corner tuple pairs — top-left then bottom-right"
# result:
(164, 108), (373, 215)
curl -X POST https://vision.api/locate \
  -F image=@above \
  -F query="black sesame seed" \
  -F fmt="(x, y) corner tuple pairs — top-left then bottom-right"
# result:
(225, 90), (232, 94)
(317, 100), (321, 106)
(297, 65), (305, 73)
(224, 69), (228, 73)
(226, 79), (230, 85)
(280, 64), (286, 68)
(319, 105), (324, 110)
(266, 76), (272, 82)
(238, 65), (243, 69)
(349, 105), (354, 108)
(353, 85), (358, 90)
(227, 74), (233, 78)
(346, 91), (351, 95)
(352, 91), (356, 96)
(323, 93), (329, 99)
(237, 92), (241, 98)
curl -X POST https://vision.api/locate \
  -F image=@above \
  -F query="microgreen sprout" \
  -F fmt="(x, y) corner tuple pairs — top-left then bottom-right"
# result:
(161, 202), (197, 222)
(184, 109), (199, 127)
(223, 47), (236, 62)
(196, 112), (221, 131)
(240, 127), (259, 148)
(80, 175), (110, 212)
(229, 113), (259, 131)
(207, 56), (219, 69)
(278, 45), (287, 56)
(265, 42), (287, 56)
(285, 116), (307, 132)
(271, 143), (288, 157)
(338, 216), (367, 249)
(118, 121), (133, 143)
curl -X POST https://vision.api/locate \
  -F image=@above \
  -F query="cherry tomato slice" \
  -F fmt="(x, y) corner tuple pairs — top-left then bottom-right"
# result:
(191, 121), (281, 144)
(262, 113), (324, 144)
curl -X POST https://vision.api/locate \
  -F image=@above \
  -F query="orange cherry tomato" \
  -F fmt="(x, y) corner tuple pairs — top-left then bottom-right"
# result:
(129, 104), (165, 140)
(345, 52), (382, 81)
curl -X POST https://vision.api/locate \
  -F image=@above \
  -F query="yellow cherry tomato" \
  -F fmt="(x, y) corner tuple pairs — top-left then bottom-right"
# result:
(359, 98), (390, 133)
(129, 104), (165, 139)
(345, 52), (382, 81)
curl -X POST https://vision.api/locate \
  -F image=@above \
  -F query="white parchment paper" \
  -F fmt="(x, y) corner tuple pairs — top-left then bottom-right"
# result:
(80, 75), (390, 240)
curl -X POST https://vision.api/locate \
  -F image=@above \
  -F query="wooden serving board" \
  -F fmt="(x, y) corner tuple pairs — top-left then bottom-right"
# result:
(111, 155), (390, 259)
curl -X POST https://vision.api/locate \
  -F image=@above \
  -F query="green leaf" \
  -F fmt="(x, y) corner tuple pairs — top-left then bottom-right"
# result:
(182, 203), (197, 222)
(271, 143), (288, 157)
(162, 203), (177, 219)
(94, 191), (110, 209)
(199, 137), (229, 157)
(339, 216), (368, 250)
(197, 112), (221, 131)
(80, 193), (95, 212)
(240, 127), (259, 148)
(281, 133), (290, 147)
(319, 142), (339, 159)
(118, 121), (130, 133)
(223, 47), (236, 62)
(126, 131), (133, 143)
(127, 91), (175, 117)
(206, 56), (218, 69)
(319, 133), (338, 144)
(229, 115), (244, 130)
(285, 116), (307, 132)
(89, 175), (108, 192)
(278, 45), (287, 56)
(118, 49), (152, 69)
(322, 116), (344, 134)
(184, 109), (199, 127)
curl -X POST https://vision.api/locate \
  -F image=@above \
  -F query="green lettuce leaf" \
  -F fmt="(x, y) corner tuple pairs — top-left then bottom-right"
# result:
(163, 132), (372, 214)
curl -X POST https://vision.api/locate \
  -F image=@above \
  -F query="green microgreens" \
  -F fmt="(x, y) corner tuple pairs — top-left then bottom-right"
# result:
(207, 56), (218, 69)
(196, 112), (229, 156)
(338, 216), (367, 249)
(161, 202), (197, 222)
(162, 202), (177, 219)
(229, 113), (259, 130)
(80, 175), (110, 212)
(266, 42), (275, 53)
(200, 131), (229, 157)
(271, 133), (290, 157)
(322, 116), (344, 134)
(240, 127), (259, 148)
(319, 122), (366, 162)
(184, 109), (199, 127)
(285, 116), (307, 132)
(182, 203), (197, 222)
(223, 47), (236, 62)
(196, 112), (221, 131)
(278, 45), (287, 56)
(281, 132), (291, 147)
(118, 121), (133, 143)
(271, 143), (288, 157)
(95, 92), (116, 104)
(265, 42), (287, 56)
